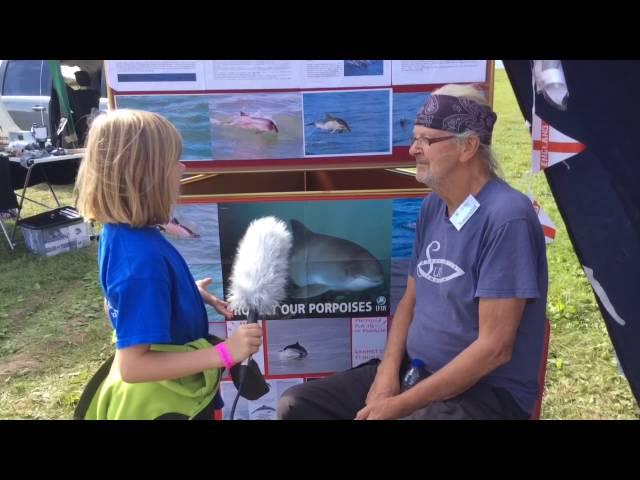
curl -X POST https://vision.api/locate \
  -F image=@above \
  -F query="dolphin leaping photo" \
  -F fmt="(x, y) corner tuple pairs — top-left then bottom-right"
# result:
(279, 341), (308, 360)
(214, 111), (279, 135)
(306, 113), (351, 134)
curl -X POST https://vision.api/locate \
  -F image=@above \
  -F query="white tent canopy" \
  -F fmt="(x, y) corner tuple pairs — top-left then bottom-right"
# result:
(0, 96), (21, 148)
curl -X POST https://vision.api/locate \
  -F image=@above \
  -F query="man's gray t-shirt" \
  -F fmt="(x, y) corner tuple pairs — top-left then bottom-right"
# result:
(407, 178), (548, 414)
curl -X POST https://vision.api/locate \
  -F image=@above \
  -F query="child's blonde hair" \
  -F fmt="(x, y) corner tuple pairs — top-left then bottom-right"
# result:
(75, 109), (183, 227)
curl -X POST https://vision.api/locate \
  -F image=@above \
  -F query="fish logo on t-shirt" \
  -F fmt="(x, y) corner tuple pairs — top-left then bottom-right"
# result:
(416, 241), (465, 284)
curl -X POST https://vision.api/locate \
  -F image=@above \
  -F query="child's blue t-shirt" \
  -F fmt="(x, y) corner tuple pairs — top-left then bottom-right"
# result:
(98, 223), (208, 350)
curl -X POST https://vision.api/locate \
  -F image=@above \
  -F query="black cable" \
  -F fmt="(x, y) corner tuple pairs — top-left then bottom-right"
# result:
(229, 362), (248, 420)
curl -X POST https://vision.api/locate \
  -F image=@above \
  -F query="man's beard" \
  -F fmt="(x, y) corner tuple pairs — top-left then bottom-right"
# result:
(415, 166), (440, 189)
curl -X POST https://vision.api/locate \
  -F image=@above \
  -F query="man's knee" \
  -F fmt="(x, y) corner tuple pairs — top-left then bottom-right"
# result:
(277, 384), (306, 420)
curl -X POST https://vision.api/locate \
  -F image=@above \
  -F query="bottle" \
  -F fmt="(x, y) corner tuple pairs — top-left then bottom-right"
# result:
(401, 358), (429, 392)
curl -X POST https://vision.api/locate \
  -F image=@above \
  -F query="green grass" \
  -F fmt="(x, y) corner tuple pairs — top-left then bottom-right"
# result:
(0, 186), (112, 419)
(0, 69), (638, 419)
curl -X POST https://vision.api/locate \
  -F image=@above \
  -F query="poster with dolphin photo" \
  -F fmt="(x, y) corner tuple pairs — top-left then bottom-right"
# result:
(246, 378), (304, 420)
(208, 93), (304, 160)
(115, 95), (213, 160)
(218, 199), (392, 319)
(225, 320), (266, 375)
(302, 89), (392, 156)
(161, 203), (222, 266)
(351, 317), (387, 367)
(208, 322), (227, 340)
(266, 318), (351, 375)
(390, 197), (423, 314)
(186, 264), (226, 323)
(220, 381), (250, 420)
(106, 60), (207, 92)
(300, 61), (392, 89)
(344, 60), (384, 77)
(393, 92), (430, 147)
(391, 60), (487, 86)
(220, 378), (304, 420)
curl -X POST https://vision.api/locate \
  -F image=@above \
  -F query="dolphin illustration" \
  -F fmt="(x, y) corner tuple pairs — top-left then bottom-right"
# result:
(288, 219), (384, 299)
(306, 113), (351, 134)
(158, 217), (200, 239)
(279, 341), (308, 360)
(250, 404), (276, 420)
(251, 405), (276, 414)
(218, 111), (278, 134)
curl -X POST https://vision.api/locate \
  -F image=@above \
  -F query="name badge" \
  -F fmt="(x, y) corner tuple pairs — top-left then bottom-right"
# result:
(450, 195), (480, 231)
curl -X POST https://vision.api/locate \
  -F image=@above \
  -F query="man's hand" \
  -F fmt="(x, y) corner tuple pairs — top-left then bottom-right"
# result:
(356, 396), (409, 420)
(224, 323), (263, 364)
(196, 278), (234, 320)
(366, 367), (400, 405)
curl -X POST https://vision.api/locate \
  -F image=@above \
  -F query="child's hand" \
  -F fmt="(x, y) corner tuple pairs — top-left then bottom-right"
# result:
(225, 323), (263, 363)
(195, 278), (234, 320)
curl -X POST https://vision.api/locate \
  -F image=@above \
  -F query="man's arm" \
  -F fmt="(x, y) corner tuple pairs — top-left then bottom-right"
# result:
(379, 276), (416, 374)
(365, 276), (416, 404)
(358, 297), (525, 419)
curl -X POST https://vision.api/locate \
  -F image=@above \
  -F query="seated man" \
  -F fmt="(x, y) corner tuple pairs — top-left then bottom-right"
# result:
(278, 84), (548, 420)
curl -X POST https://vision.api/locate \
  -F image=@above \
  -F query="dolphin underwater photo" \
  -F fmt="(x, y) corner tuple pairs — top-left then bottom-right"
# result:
(288, 219), (384, 299)
(306, 113), (351, 134)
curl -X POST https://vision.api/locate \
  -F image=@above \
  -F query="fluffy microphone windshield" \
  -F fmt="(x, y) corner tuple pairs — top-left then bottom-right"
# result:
(227, 216), (292, 315)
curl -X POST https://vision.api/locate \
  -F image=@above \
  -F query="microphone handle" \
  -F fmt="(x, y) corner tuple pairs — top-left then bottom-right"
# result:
(247, 308), (259, 324)
(241, 308), (260, 366)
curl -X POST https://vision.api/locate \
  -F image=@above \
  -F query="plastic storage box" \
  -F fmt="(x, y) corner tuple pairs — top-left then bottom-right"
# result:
(18, 206), (91, 256)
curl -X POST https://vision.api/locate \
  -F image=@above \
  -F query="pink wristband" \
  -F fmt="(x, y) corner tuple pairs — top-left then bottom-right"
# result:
(215, 343), (235, 369)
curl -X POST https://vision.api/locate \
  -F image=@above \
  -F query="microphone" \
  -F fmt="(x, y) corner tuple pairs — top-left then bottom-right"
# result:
(227, 216), (292, 321)
(226, 216), (292, 416)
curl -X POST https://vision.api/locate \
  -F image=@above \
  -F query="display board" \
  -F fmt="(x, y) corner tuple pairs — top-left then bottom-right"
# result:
(106, 60), (494, 173)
